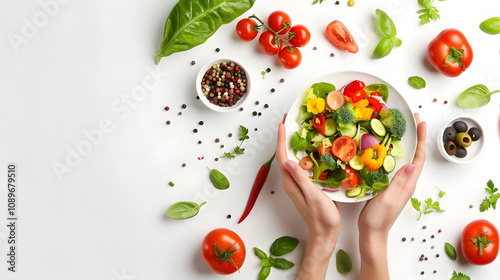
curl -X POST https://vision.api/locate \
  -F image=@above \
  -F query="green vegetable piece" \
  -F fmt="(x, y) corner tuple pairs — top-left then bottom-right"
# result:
(270, 236), (299, 256)
(208, 168), (230, 190)
(380, 108), (406, 140)
(255, 247), (268, 260)
(411, 197), (445, 221)
(311, 82), (336, 99)
(444, 242), (457, 260)
(408, 76), (426, 89)
(364, 84), (389, 102)
(336, 249), (352, 274)
(451, 271), (471, 280)
(155, 0), (256, 64)
(480, 180), (499, 212)
(480, 17), (500, 35)
(375, 9), (397, 37)
(417, 0), (445, 25)
(372, 37), (394, 59)
(332, 102), (357, 124)
(457, 84), (499, 108)
(296, 105), (314, 125)
(435, 187), (446, 198)
(273, 258), (294, 270)
(372, 9), (401, 59)
(168, 181), (175, 187)
(258, 266), (271, 280)
(166, 201), (206, 219)
(290, 131), (311, 151)
(444, 47), (465, 70)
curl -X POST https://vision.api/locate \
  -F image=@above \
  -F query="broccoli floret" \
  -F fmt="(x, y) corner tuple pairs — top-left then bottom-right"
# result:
(381, 108), (406, 140)
(332, 102), (357, 124)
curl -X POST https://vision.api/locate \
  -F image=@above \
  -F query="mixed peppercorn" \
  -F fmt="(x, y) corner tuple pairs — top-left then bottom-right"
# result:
(201, 62), (248, 107)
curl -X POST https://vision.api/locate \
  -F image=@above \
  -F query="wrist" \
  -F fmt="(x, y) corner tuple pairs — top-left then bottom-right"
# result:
(306, 231), (339, 260)
(359, 230), (388, 262)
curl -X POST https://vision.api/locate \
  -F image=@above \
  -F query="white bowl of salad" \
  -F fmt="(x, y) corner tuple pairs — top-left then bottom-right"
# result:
(284, 71), (417, 203)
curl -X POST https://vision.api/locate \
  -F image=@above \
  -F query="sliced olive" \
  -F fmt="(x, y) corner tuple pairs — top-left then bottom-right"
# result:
(455, 146), (467, 158)
(453, 121), (468, 133)
(468, 127), (482, 141)
(456, 132), (472, 147)
(444, 141), (457, 156)
(443, 127), (457, 142)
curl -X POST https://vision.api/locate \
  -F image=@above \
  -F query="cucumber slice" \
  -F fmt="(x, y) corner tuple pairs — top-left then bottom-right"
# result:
(370, 118), (387, 137)
(356, 187), (368, 199)
(383, 155), (396, 173)
(324, 118), (337, 136)
(346, 186), (362, 198)
(349, 155), (365, 171)
(338, 123), (357, 138)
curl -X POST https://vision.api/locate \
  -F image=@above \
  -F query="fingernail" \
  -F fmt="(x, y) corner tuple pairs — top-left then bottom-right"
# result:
(285, 161), (295, 171)
(405, 164), (415, 175)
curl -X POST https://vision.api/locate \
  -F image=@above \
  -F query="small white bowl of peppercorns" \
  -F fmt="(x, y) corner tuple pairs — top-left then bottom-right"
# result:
(196, 58), (250, 112)
(437, 116), (484, 164)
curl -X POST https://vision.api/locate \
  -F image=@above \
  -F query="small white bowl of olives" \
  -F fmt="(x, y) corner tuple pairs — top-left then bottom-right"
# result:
(437, 116), (484, 164)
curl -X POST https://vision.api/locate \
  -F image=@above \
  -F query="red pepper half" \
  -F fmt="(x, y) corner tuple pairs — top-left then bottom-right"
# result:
(238, 153), (275, 224)
(312, 113), (326, 136)
(343, 80), (366, 97)
(366, 96), (383, 118)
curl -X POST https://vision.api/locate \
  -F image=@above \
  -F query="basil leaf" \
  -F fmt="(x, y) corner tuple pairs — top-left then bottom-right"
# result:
(372, 37), (394, 59)
(457, 84), (500, 108)
(260, 258), (271, 267)
(336, 249), (352, 274)
(258, 266), (271, 280)
(155, 0), (256, 64)
(311, 82), (336, 99)
(445, 242), (457, 260)
(375, 9), (397, 38)
(408, 76), (426, 89)
(480, 17), (500, 35)
(254, 247), (268, 260)
(270, 236), (299, 256)
(273, 258), (294, 270)
(290, 132), (310, 151)
(208, 168), (230, 190)
(364, 84), (389, 102)
(166, 201), (206, 219)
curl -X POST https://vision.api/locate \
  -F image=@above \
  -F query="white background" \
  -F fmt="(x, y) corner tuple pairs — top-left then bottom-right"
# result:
(1, 0), (500, 279)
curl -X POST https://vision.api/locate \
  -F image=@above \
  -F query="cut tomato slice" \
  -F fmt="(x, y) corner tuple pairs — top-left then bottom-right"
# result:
(331, 136), (357, 162)
(326, 20), (359, 53)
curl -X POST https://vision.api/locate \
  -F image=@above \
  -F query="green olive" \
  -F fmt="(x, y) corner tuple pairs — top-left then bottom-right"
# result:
(456, 132), (472, 147)
(444, 141), (457, 156)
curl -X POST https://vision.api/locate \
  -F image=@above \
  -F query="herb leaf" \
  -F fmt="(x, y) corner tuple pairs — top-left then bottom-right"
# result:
(239, 125), (250, 141)
(372, 10), (400, 59)
(273, 258), (294, 270)
(480, 180), (498, 212)
(417, 0), (445, 25)
(457, 84), (500, 108)
(411, 197), (445, 221)
(208, 168), (230, 190)
(436, 187), (446, 198)
(166, 201), (206, 219)
(372, 37), (394, 59)
(255, 247), (268, 260)
(444, 242), (457, 260)
(480, 17), (500, 35)
(258, 266), (271, 280)
(290, 131), (311, 151)
(221, 125), (250, 158)
(336, 249), (352, 274)
(408, 76), (426, 89)
(375, 9), (397, 37)
(451, 271), (471, 280)
(270, 236), (299, 256)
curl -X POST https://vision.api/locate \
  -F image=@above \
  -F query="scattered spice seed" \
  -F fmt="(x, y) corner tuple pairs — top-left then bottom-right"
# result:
(215, 138), (220, 143)
(169, 181), (175, 187)
(444, 100), (448, 104)
(421, 271), (424, 275)
(423, 239), (427, 242)
(215, 157), (219, 161)
(436, 254), (440, 258)
(182, 163), (186, 167)
(254, 128), (258, 131)
(280, 78), (285, 83)
(271, 191), (275, 194)
(423, 225), (427, 229)
(425, 257), (428, 261)
(266, 68), (271, 73)
(431, 235), (435, 238)
(182, 104), (187, 109)
(164, 106), (170, 111)
(239, 107), (244, 111)
(253, 111), (257, 116)
(166, 121), (171, 125)
(313, 46), (317, 50)
(433, 98), (437, 102)
(198, 140), (202, 144)
(264, 104), (269, 108)
(178, 112), (182, 116)
(227, 214), (231, 219)
(258, 112), (262, 116)
(348, 0), (355, 7)
(196, 96), (200, 100)
(411, 237), (415, 241)
(431, 245), (435, 249)
(419, 257), (424, 261)
(330, 53), (335, 57)
(228, 133), (233, 137)
(193, 129), (198, 133)
(433, 270), (437, 274)
(271, 88), (275, 93)
(469, 205), (473, 208)
(418, 105), (422, 108)
(220, 144), (224, 148)
(438, 229), (442, 233)
(335, 0), (339, 4)
(402, 237), (407, 242)
(215, 48), (220, 52)
(191, 60), (196, 65)
(255, 101), (260, 105)
(199, 121), (204, 125)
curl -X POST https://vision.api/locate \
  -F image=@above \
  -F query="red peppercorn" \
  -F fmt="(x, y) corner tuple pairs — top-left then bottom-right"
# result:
(226, 66), (231, 71)
(235, 89), (241, 94)
(210, 100), (214, 103)
(235, 66), (239, 71)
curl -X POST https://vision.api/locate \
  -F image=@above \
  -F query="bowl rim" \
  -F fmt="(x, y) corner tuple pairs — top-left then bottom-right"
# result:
(195, 58), (250, 113)
(437, 115), (484, 164)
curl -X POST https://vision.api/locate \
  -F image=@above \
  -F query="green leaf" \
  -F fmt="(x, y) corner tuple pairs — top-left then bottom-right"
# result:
(209, 168), (230, 190)
(457, 84), (500, 108)
(273, 258), (294, 270)
(444, 47), (465, 69)
(270, 236), (299, 256)
(411, 197), (421, 211)
(417, 0), (442, 25)
(258, 266), (271, 280)
(220, 152), (235, 159)
(436, 187), (446, 198)
(239, 125), (249, 141)
(233, 146), (245, 155)
(155, 0), (256, 63)
(364, 84), (389, 102)
(418, 0), (432, 8)
(487, 179), (495, 191)
(311, 82), (336, 99)
(445, 242), (457, 260)
(290, 131), (311, 151)
(451, 271), (471, 280)
(166, 201), (206, 219)
(372, 37), (394, 59)
(480, 197), (490, 212)
(296, 105), (314, 125)
(336, 249), (352, 274)
(480, 17), (500, 35)
(408, 76), (426, 89)
(255, 247), (268, 260)
(260, 258), (271, 267)
(393, 37), (402, 47)
(375, 9), (397, 37)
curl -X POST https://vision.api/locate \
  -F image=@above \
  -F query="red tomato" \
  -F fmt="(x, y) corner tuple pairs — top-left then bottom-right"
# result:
(236, 18), (258, 41)
(201, 228), (246, 274)
(340, 165), (358, 190)
(318, 170), (330, 180)
(258, 31), (283, 55)
(343, 80), (366, 98)
(325, 20), (358, 53)
(427, 28), (473, 77)
(267, 11), (291, 35)
(331, 136), (357, 162)
(461, 219), (499, 265)
(278, 46), (302, 69)
(289, 24), (311, 47)
(312, 113), (326, 136)
(299, 156), (314, 170)
(318, 143), (333, 157)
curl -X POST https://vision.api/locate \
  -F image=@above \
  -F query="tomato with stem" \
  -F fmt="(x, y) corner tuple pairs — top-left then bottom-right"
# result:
(289, 24), (311, 47)
(278, 46), (302, 69)
(201, 228), (246, 274)
(267, 10), (291, 35)
(258, 30), (283, 55)
(427, 28), (473, 77)
(236, 18), (258, 41)
(461, 219), (499, 265)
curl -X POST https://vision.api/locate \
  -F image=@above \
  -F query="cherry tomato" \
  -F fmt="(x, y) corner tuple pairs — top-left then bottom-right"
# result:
(258, 31), (283, 55)
(299, 156), (314, 170)
(318, 170), (330, 180)
(427, 28), (473, 77)
(318, 143), (334, 157)
(289, 24), (311, 47)
(267, 10), (291, 35)
(312, 113), (326, 136)
(236, 18), (258, 42)
(326, 91), (345, 111)
(461, 219), (499, 265)
(325, 20), (358, 53)
(340, 165), (358, 190)
(331, 136), (357, 162)
(278, 46), (302, 69)
(201, 228), (246, 274)
(343, 80), (366, 97)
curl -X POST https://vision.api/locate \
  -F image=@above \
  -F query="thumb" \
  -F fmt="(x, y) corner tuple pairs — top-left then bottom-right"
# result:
(386, 164), (416, 194)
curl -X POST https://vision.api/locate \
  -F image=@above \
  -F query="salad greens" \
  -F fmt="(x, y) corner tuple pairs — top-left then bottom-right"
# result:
(480, 17), (500, 35)
(408, 76), (426, 89)
(417, 0), (447, 25)
(166, 201), (206, 219)
(208, 168), (230, 190)
(372, 9), (401, 59)
(336, 249), (353, 274)
(457, 84), (499, 108)
(255, 236), (298, 280)
(364, 84), (389, 102)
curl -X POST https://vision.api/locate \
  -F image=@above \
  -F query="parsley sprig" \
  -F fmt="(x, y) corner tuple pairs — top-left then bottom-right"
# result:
(417, 0), (446, 25)
(480, 180), (499, 212)
(221, 125), (249, 159)
(411, 197), (445, 221)
(450, 271), (470, 280)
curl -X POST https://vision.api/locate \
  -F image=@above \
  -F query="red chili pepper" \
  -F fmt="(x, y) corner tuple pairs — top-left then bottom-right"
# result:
(238, 153), (275, 224)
